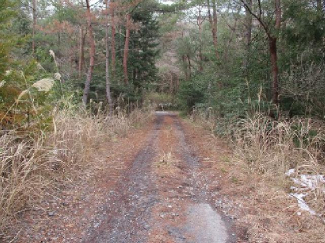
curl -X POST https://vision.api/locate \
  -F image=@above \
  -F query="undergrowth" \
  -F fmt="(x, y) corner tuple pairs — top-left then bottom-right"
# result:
(233, 114), (324, 175)
(0, 106), (154, 236)
(190, 109), (325, 219)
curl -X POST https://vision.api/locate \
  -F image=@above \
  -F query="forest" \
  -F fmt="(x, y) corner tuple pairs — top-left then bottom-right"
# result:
(0, 0), (324, 241)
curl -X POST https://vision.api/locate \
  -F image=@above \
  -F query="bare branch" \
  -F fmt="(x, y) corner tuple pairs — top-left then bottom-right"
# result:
(239, 0), (271, 38)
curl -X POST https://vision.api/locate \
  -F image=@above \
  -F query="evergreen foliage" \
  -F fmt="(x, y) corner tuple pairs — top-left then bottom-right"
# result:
(129, 0), (160, 88)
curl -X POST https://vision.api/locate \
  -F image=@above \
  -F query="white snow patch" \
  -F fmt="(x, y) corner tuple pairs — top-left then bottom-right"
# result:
(160, 0), (175, 5)
(290, 193), (316, 215)
(285, 168), (295, 176)
(295, 174), (325, 192)
(286, 169), (325, 216)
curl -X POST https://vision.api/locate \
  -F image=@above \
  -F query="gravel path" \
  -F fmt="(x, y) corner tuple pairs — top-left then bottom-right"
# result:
(82, 112), (235, 242)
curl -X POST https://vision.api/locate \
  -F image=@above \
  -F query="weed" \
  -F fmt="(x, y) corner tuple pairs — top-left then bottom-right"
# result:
(156, 151), (173, 167)
(220, 167), (227, 173)
(231, 176), (239, 184)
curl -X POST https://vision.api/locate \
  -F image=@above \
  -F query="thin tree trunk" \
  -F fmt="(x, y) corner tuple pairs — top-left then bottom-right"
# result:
(244, 0), (252, 71)
(182, 55), (189, 81)
(57, 32), (61, 68)
(110, 1), (116, 76)
(78, 26), (85, 78)
(241, 0), (281, 106)
(32, 0), (37, 54)
(207, 0), (218, 58)
(270, 0), (281, 106)
(82, 0), (96, 106)
(212, 0), (218, 54)
(269, 37), (279, 105)
(123, 13), (131, 84)
(169, 73), (173, 94)
(275, 0), (281, 30)
(106, 0), (113, 115)
(197, 7), (204, 71)
(187, 55), (192, 78)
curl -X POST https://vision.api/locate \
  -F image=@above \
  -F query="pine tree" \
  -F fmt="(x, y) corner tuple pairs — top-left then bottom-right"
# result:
(129, 1), (159, 88)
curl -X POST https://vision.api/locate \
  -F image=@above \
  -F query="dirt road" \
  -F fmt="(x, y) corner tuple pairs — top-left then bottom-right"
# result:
(82, 112), (235, 242)
(11, 112), (239, 243)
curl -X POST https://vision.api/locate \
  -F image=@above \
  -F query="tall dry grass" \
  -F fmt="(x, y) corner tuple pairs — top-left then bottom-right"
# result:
(190, 108), (325, 218)
(189, 107), (216, 133)
(232, 114), (325, 216)
(233, 114), (324, 175)
(0, 107), (154, 235)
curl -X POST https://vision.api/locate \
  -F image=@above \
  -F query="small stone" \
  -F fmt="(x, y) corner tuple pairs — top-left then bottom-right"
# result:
(48, 211), (55, 217)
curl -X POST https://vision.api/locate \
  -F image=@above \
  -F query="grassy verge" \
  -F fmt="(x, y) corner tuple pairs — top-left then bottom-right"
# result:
(189, 110), (325, 242)
(0, 107), (154, 237)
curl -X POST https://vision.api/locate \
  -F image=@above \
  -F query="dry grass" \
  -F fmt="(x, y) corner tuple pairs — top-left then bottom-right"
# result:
(233, 115), (325, 218)
(189, 108), (216, 133)
(0, 134), (48, 229)
(184, 113), (325, 242)
(233, 115), (324, 173)
(0, 107), (154, 236)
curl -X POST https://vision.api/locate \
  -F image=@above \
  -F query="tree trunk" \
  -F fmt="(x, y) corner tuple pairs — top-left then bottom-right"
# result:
(244, 0), (252, 71)
(32, 0), (37, 54)
(169, 73), (173, 94)
(275, 0), (281, 29)
(241, 0), (281, 106)
(207, 0), (218, 58)
(106, 0), (113, 115)
(78, 26), (85, 78)
(271, 0), (281, 106)
(187, 55), (192, 79)
(123, 13), (131, 84)
(110, 1), (116, 76)
(82, 0), (96, 106)
(182, 55), (189, 81)
(269, 37), (279, 105)
(197, 7), (204, 71)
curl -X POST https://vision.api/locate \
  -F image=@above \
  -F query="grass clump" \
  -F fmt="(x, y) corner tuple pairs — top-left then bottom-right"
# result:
(233, 114), (324, 175)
